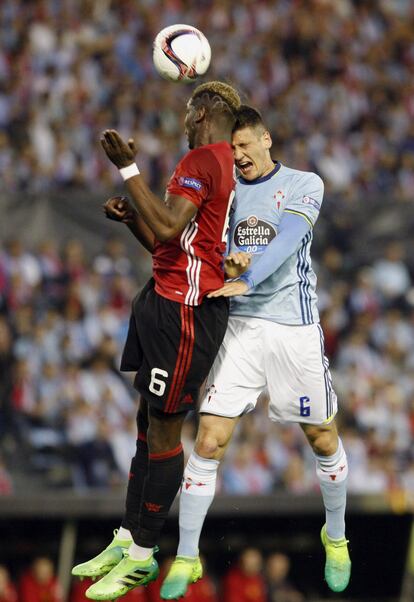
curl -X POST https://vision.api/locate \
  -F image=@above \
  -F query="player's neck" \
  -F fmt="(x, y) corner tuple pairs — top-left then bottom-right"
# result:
(193, 124), (231, 148)
(259, 157), (277, 178)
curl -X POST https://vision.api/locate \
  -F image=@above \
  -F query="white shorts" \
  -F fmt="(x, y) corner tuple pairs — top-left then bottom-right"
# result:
(200, 316), (337, 425)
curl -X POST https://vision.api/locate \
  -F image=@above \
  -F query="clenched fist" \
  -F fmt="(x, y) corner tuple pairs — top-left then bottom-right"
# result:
(103, 196), (135, 223)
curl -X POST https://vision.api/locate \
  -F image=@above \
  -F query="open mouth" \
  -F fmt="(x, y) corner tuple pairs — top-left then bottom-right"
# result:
(237, 160), (254, 176)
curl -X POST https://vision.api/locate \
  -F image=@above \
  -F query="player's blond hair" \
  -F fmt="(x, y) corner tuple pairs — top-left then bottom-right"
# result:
(191, 81), (241, 114)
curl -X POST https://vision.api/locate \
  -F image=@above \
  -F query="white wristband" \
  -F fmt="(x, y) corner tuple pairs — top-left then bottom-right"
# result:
(119, 163), (140, 181)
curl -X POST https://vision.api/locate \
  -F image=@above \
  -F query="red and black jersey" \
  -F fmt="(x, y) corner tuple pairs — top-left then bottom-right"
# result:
(152, 141), (235, 306)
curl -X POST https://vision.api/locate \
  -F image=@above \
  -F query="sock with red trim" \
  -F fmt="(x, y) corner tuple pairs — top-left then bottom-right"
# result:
(121, 411), (149, 533)
(316, 438), (348, 540)
(177, 451), (219, 557)
(133, 444), (184, 548)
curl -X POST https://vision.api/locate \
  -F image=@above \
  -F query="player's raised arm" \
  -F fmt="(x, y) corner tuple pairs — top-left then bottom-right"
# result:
(101, 130), (197, 241)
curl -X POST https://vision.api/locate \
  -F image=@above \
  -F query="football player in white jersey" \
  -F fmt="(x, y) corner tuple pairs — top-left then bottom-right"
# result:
(160, 106), (351, 600)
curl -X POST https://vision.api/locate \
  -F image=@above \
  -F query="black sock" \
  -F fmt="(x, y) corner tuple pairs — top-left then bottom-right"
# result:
(122, 411), (149, 533)
(133, 444), (184, 548)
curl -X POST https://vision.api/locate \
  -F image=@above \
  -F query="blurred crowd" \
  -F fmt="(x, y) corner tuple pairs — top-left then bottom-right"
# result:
(1, 0), (414, 200)
(0, 550), (304, 602)
(1, 0), (414, 503)
(2, 1), (414, 600)
(1, 231), (414, 503)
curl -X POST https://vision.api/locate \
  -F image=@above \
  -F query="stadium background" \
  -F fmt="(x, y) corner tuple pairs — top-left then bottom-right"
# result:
(1, 0), (414, 601)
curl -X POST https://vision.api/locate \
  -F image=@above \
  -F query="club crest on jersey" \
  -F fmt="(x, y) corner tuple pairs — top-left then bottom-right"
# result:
(179, 176), (202, 191)
(273, 190), (285, 209)
(234, 215), (276, 253)
(302, 195), (320, 209)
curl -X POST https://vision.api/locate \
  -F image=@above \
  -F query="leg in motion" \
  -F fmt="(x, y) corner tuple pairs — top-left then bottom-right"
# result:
(86, 407), (187, 600)
(72, 398), (149, 580)
(121, 398), (150, 536)
(302, 421), (351, 593)
(161, 414), (238, 600)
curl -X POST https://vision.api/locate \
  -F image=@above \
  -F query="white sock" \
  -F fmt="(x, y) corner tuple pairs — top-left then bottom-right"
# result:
(128, 542), (153, 561)
(117, 526), (132, 541)
(177, 451), (219, 558)
(315, 438), (348, 541)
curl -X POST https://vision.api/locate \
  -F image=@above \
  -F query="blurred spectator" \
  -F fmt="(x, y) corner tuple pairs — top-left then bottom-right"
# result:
(19, 557), (63, 602)
(93, 238), (134, 279)
(372, 243), (411, 303)
(222, 548), (267, 602)
(0, 565), (17, 602)
(348, 267), (381, 318)
(66, 403), (120, 490)
(265, 553), (304, 602)
(221, 442), (273, 495)
(0, 317), (13, 443)
(0, 456), (13, 496)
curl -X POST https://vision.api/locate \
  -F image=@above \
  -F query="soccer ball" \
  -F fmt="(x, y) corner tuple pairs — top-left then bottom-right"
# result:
(153, 24), (211, 83)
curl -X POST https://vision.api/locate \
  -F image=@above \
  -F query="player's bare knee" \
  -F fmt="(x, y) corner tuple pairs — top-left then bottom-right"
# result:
(312, 431), (338, 456)
(195, 435), (220, 459)
(304, 425), (338, 456)
(196, 415), (237, 460)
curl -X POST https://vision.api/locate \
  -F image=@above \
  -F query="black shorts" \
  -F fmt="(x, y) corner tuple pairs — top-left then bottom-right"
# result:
(120, 278), (229, 414)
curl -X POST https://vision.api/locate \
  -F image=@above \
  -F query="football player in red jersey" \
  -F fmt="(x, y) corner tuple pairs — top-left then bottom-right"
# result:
(73, 82), (241, 600)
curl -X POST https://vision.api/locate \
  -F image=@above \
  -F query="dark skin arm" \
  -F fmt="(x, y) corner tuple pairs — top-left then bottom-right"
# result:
(103, 196), (155, 253)
(101, 130), (197, 242)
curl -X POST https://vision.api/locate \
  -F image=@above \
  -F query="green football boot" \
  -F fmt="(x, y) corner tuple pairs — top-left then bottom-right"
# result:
(321, 524), (351, 592)
(72, 530), (132, 579)
(85, 552), (159, 600)
(160, 556), (203, 600)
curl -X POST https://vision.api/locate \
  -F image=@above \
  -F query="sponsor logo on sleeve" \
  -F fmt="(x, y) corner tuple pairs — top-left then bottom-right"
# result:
(179, 176), (202, 191)
(302, 195), (320, 209)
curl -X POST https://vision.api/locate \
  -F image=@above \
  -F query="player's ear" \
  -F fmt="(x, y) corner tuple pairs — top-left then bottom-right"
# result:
(194, 106), (206, 123)
(262, 130), (272, 150)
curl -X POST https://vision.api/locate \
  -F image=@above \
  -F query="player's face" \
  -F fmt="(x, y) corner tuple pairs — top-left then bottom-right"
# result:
(232, 126), (273, 180)
(184, 100), (197, 149)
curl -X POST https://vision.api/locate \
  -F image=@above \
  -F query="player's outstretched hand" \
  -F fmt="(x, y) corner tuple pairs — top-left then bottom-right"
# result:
(100, 129), (137, 168)
(224, 252), (251, 278)
(207, 280), (249, 298)
(103, 196), (135, 223)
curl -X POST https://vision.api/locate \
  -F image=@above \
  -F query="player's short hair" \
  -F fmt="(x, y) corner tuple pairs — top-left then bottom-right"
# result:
(233, 105), (266, 134)
(190, 81), (241, 122)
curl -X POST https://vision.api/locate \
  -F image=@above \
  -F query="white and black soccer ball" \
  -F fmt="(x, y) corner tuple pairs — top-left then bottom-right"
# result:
(153, 24), (211, 83)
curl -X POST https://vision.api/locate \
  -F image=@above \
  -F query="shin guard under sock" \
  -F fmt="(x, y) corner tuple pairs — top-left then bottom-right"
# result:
(122, 410), (149, 533)
(316, 438), (348, 540)
(133, 444), (184, 548)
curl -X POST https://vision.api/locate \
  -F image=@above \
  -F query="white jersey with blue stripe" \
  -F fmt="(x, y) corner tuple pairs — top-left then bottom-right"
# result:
(229, 162), (324, 325)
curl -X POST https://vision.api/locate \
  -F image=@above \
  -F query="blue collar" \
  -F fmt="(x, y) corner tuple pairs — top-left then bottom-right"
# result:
(238, 161), (281, 185)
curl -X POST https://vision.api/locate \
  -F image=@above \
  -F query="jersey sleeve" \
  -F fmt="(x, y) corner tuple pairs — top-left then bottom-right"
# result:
(167, 148), (217, 208)
(284, 172), (324, 227)
(239, 212), (310, 289)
